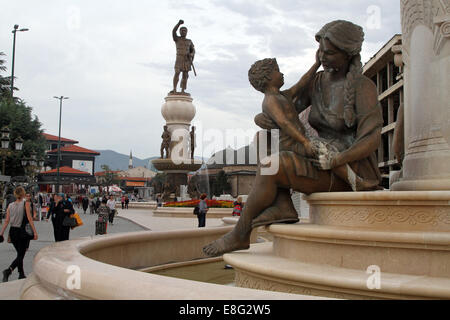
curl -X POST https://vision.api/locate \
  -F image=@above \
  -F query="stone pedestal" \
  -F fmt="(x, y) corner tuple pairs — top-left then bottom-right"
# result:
(153, 94), (202, 200)
(392, 0), (450, 191)
(224, 192), (450, 299)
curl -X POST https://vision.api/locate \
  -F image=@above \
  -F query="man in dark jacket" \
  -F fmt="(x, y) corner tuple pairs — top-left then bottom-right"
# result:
(50, 193), (75, 242)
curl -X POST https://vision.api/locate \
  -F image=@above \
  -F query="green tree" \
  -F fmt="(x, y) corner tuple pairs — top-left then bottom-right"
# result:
(0, 95), (46, 177)
(0, 52), (11, 99)
(151, 172), (166, 194)
(0, 52), (47, 177)
(211, 170), (231, 197)
(99, 164), (120, 193)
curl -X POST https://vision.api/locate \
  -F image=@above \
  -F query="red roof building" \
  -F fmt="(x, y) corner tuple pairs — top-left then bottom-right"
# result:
(40, 166), (91, 175)
(47, 145), (100, 155)
(42, 133), (79, 144)
(39, 133), (101, 194)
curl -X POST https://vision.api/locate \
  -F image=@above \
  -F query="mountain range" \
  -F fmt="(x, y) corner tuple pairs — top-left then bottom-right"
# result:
(94, 150), (207, 173)
(94, 150), (159, 172)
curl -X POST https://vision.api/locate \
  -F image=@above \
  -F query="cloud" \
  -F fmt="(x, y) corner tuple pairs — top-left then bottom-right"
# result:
(1, 0), (402, 160)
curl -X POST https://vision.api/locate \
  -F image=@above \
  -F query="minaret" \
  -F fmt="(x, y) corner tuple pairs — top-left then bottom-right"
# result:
(128, 150), (133, 169)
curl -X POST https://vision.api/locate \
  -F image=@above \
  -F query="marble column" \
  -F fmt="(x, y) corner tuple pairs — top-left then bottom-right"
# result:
(392, 0), (450, 191)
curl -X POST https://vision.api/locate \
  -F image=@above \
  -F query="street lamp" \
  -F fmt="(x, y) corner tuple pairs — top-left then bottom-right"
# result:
(29, 151), (37, 167)
(0, 126), (24, 175)
(14, 137), (24, 152)
(11, 24), (29, 98)
(54, 96), (69, 193)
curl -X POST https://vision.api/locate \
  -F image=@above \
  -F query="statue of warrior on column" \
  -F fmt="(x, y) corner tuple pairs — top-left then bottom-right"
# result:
(160, 125), (171, 159)
(171, 20), (196, 95)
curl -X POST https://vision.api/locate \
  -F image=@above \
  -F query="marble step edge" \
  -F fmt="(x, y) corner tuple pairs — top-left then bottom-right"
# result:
(267, 224), (450, 249)
(223, 243), (450, 299)
(304, 191), (450, 202)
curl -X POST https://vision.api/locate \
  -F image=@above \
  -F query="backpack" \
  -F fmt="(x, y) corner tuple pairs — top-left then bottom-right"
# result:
(232, 204), (242, 216)
(193, 206), (200, 215)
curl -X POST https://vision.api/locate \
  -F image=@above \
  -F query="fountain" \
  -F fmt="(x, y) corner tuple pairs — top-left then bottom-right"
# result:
(220, 2), (450, 299)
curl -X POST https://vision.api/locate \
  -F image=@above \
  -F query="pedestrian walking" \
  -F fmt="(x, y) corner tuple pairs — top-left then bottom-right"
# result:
(46, 194), (55, 220)
(156, 195), (162, 207)
(0, 186), (38, 281)
(95, 198), (110, 235)
(121, 195), (125, 209)
(49, 193), (75, 242)
(89, 196), (95, 214)
(232, 197), (243, 217)
(125, 196), (129, 209)
(107, 195), (116, 225)
(38, 193), (43, 220)
(197, 193), (208, 228)
(82, 196), (89, 214)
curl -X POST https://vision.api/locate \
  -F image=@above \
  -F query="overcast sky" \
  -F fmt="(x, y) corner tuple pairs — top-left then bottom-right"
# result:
(1, 0), (401, 159)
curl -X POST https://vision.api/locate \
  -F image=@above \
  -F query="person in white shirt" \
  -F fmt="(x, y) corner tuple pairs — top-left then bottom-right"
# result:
(106, 196), (116, 225)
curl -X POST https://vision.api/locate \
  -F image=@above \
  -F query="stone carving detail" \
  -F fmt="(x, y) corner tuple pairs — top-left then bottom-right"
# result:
(401, 0), (450, 57)
(312, 205), (450, 229)
(434, 18), (450, 54)
(234, 271), (374, 300)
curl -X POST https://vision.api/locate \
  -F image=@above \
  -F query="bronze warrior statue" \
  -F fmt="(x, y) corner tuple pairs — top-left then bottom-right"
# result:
(160, 125), (171, 159)
(203, 20), (383, 257)
(171, 19), (196, 95)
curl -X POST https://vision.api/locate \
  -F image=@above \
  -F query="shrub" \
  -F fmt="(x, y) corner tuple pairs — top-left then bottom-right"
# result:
(164, 199), (233, 208)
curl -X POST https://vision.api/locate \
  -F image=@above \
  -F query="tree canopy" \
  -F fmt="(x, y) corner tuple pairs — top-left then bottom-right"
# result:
(0, 51), (46, 177)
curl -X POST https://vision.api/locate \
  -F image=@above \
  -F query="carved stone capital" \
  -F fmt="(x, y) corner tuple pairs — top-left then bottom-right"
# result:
(401, 0), (450, 55)
(434, 14), (450, 54)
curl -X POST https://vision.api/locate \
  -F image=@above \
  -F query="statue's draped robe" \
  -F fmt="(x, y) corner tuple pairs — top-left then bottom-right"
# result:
(268, 72), (382, 190)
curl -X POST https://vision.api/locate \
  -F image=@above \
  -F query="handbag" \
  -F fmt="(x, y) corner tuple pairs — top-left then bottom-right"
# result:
(20, 208), (34, 240)
(62, 215), (77, 227)
(73, 213), (83, 227)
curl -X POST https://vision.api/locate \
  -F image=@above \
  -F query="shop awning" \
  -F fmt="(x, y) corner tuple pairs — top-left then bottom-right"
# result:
(125, 181), (146, 187)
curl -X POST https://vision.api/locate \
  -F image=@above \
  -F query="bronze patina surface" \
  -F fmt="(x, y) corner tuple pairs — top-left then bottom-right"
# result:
(204, 20), (383, 257)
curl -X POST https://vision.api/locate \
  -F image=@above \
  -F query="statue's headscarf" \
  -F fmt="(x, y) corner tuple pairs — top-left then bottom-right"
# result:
(315, 20), (365, 128)
(315, 20), (364, 57)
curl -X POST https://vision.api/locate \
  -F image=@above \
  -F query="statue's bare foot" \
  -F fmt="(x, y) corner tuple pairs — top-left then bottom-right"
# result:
(355, 178), (381, 191)
(203, 231), (250, 257)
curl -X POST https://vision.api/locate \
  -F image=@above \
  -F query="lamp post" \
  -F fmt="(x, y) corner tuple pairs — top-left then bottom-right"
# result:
(0, 126), (24, 176)
(11, 24), (29, 99)
(54, 96), (69, 193)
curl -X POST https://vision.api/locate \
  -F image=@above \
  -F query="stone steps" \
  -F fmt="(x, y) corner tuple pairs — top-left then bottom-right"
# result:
(224, 242), (450, 300)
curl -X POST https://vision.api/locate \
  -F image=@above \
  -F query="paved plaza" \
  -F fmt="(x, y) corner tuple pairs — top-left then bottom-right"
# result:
(0, 206), (225, 299)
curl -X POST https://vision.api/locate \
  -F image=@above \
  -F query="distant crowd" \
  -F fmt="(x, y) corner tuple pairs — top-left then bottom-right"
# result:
(0, 189), (136, 282)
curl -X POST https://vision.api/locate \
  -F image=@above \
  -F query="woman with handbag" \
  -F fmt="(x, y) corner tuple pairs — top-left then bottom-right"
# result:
(50, 193), (75, 242)
(0, 186), (38, 282)
(95, 198), (110, 235)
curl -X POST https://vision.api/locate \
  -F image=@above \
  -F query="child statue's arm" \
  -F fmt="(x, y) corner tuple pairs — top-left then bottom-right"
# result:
(287, 50), (321, 99)
(263, 96), (312, 152)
